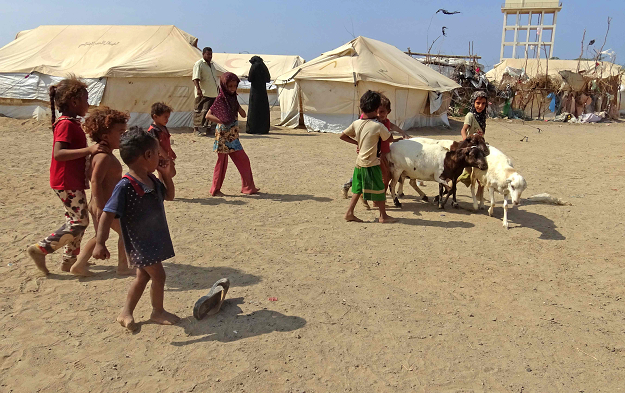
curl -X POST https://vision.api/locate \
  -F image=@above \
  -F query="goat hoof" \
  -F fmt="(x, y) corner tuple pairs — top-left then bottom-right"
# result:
(393, 198), (402, 208)
(422, 196), (429, 202)
(438, 204), (445, 209)
(398, 193), (405, 198)
(452, 202), (459, 209)
(433, 196), (440, 203)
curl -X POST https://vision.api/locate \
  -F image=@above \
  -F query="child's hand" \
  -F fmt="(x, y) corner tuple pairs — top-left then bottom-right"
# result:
(157, 158), (175, 178)
(93, 243), (110, 260)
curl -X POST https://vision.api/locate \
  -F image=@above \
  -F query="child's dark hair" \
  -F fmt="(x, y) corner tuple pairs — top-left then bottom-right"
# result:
(379, 93), (391, 112)
(151, 102), (172, 118)
(48, 76), (88, 126)
(360, 90), (381, 114)
(119, 126), (159, 165)
(83, 107), (129, 143)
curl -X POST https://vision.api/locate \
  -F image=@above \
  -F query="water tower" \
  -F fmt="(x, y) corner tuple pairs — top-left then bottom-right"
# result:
(500, 1), (562, 60)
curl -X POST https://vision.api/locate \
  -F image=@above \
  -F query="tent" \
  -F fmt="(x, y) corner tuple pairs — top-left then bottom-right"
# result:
(0, 25), (223, 127)
(211, 53), (304, 106)
(486, 59), (623, 119)
(273, 36), (460, 133)
(486, 59), (622, 82)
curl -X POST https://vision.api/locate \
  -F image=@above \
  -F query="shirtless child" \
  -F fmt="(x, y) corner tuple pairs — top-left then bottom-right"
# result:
(70, 108), (134, 276)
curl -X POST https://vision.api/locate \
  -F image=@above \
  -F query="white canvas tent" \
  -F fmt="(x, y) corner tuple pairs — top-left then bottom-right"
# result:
(211, 53), (304, 106)
(0, 25), (223, 127)
(274, 36), (460, 132)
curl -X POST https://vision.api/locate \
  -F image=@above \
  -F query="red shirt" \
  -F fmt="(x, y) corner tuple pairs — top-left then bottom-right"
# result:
(49, 117), (89, 190)
(379, 119), (392, 154)
(148, 123), (177, 160)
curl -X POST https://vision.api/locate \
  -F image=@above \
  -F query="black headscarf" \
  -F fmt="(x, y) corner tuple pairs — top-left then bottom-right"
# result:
(470, 91), (488, 133)
(248, 56), (270, 85)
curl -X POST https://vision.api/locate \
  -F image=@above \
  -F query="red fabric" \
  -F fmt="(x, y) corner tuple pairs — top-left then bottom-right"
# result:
(148, 124), (177, 160)
(209, 72), (241, 124)
(210, 150), (256, 195)
(379, 118), (392, 154)
(49, 117), (88, 190)
(123, 175), (145, 196)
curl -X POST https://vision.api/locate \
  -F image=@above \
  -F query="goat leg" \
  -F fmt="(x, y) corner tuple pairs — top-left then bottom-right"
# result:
(389, 171), (402, 208)
(502, 198), (509, 229)
(440, 178), (455, 209)
(408, 178), (428, 202)
(488, 187), (496, 217)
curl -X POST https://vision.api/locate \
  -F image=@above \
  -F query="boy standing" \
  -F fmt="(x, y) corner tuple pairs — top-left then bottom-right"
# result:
(341, 91), (396, 223)
(93, 128), (179, 331)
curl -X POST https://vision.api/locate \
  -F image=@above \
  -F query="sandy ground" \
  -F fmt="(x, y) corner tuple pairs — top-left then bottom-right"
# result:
(0, 110), (624, 393)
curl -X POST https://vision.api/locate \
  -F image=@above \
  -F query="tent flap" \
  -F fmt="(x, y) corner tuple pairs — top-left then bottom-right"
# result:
(0, 72), (106, 105)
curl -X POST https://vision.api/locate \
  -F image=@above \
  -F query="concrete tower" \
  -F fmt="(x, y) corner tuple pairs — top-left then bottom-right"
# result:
(500, 1), (562, 61)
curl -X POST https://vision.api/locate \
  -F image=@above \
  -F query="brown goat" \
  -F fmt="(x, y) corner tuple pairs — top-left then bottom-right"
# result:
(436, 135), (489, 209)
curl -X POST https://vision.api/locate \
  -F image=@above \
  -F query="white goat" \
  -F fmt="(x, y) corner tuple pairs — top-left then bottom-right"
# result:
(387, 139), (453, 208)
(470, 146), (527, 228)
(395, 137), (453, 198)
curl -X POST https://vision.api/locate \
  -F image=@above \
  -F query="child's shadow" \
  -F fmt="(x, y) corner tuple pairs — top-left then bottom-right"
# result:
(170, 297), (306, 345)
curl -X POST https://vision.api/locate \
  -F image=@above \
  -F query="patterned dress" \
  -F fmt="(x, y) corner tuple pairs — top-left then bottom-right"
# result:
(213, 120), (243, 153)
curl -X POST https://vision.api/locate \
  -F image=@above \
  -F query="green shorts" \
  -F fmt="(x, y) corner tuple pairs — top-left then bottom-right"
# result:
(352, 165), (385, 201)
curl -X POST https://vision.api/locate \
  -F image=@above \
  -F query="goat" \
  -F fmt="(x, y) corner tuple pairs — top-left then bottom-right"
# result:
(391, 135), (490, 208)
(470, 146), (527, 228)
(387, 135), (489, 209)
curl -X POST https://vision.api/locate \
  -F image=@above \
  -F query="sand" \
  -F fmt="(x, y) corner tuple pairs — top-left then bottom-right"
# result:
(0, 112), (624, 392)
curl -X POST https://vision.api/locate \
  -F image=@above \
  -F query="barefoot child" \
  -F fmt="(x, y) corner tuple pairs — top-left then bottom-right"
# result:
(27, 77), (104, 275)
(458, 91), (488, 186)
(205, 72), (259, 196)
(147, 102), (177, 179)
(93, 128), (179, 331)
(341, 94), (409, 199)
(341, 90), (396, 223)
(70, 107), (133, 276)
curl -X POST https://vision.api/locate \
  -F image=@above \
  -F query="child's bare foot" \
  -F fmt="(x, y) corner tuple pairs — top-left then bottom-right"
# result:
(345, 214), (363, 222)
(150, 309), (180, 325)
(116, 266), (136, 276)
(117, 312), (138, 332)
(378, 215), (398, 223)
(27, 245), (49, 275)
(70, 265), (95, 277)
(211, 191), (226, 197)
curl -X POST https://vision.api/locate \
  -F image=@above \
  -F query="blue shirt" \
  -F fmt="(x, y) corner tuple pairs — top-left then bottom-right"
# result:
(103, 173), (174, 267)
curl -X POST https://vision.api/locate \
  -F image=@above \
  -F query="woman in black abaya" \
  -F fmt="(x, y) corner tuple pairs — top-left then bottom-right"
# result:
(245, 56), (271, 134)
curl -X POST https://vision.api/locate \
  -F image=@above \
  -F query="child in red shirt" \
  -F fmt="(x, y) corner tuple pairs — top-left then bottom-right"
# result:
(27, 78), (104, 275)
(147, 102), (177, 179)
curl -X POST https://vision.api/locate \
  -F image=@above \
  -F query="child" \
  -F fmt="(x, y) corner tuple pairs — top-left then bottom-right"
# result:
(147, 102), (177, 179)
(27, 77), (104, 275)
(93, 128), (179, 331)
(341, 90), (396, 223)
(461, 91), (488, 140)
(341, 94), (409, 198)
(70, 107), (134, 277)
(458, 91), (488, 186)
(205, 72), (259, 196)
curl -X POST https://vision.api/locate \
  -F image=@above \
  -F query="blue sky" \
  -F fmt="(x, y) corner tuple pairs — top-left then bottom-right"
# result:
(0, 0), (621, 69)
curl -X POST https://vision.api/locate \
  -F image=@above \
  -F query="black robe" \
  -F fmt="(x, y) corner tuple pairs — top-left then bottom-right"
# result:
(245, 56), (271, 134)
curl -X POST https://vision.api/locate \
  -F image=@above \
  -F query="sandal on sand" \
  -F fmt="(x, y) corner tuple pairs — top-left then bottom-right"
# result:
(193, 278), (230, 320)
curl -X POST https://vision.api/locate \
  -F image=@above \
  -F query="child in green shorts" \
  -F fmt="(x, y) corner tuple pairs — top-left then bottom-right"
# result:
(340, 90), (397, 223)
